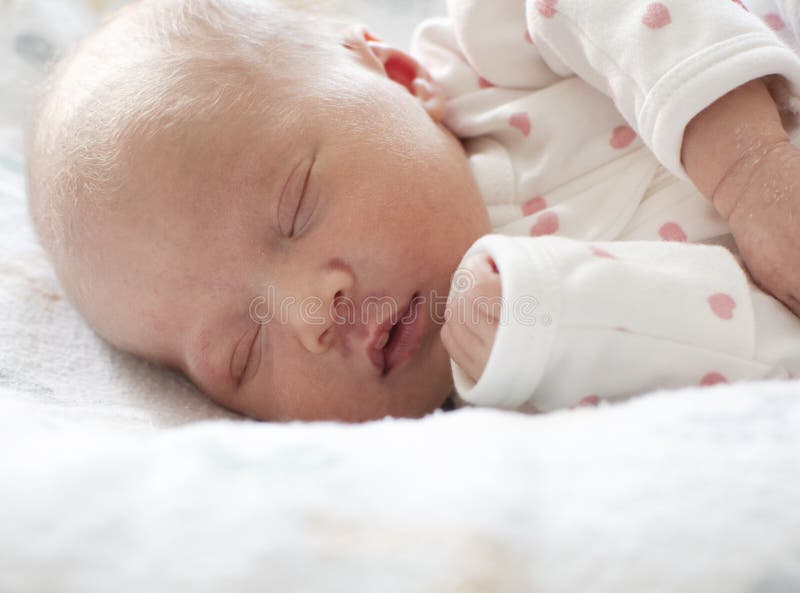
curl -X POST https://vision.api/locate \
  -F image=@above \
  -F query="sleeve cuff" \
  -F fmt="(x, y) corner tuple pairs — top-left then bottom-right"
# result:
(640, 33), (800, 182)
(450, 234), (561, 409)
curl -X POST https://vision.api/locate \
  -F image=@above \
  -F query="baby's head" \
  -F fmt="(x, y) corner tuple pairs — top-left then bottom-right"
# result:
(26, 0), (490, 422)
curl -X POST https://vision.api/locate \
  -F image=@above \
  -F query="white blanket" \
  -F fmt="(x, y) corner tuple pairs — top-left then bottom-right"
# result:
(2, 1), (800, 591)
(1, 384), (799, 592)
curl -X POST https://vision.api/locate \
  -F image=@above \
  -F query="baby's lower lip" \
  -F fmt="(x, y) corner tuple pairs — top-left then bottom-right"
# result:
(383, 294), (426, 375)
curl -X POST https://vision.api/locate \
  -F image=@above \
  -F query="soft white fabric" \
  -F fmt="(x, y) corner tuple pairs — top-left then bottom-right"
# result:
(0, 0), (243, 430)
(450, 234), (800, 411)
(524, 0), (800, 183)
(0, 133), (242, 430)
(2, 383), (800, 593)
(411, 0), (800, 409)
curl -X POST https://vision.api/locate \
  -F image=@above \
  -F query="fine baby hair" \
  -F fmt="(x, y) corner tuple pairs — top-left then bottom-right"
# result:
(25, 0), (485, 422)
(27, 0), (343, 302)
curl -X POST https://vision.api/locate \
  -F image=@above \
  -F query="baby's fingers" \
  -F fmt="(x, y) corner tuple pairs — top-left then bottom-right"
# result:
(746, 259), (800, 318)
(441, 318), (488, 383)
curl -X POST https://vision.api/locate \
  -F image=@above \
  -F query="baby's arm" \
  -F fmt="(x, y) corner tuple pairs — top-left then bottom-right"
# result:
(526, 0), (800, 316)
(526, 0), (800, 181)
(682, 77), (800, 317)
(443, 234), (795, 412)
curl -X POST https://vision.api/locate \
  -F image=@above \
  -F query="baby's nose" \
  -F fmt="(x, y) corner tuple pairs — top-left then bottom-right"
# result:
(292, 267), (354, 355)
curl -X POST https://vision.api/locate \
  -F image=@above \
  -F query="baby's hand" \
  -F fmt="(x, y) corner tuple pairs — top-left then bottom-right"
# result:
(441, 254), (502, 383)
(681, 78), (800, 317)
(719, 139), (800, 316)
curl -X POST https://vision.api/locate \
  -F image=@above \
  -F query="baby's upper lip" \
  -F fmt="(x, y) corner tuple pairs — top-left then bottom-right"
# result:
(366, 298), (407, 374)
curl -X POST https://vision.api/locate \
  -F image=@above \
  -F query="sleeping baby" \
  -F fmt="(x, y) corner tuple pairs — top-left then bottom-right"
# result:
(25, 0), (800, 421)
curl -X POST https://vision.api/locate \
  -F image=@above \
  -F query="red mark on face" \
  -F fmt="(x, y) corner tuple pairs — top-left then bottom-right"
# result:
(328, 257), (352, 274)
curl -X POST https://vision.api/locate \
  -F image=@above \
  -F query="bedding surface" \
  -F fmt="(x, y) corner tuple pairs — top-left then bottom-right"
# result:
(2, 1), (800, 591)
(1, 383), (800, 592)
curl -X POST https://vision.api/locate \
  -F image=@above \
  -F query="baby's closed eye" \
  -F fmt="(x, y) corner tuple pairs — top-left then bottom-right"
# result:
(231, 324), (260, 385)
(277, 156), (317, 238)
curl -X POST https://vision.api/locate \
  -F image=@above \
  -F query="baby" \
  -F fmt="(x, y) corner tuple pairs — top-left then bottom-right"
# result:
(25, 0), (800, 422)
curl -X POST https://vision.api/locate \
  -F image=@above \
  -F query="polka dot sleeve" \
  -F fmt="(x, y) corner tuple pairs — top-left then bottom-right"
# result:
(524, 0), (800, 182)
(451, 234), (798, 412)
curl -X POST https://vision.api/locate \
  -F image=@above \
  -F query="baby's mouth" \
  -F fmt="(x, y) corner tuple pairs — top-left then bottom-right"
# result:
(381, 292), (425, 376)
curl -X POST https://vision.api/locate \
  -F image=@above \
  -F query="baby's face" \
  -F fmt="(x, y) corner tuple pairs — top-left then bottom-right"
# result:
(92, 30), (490, 421)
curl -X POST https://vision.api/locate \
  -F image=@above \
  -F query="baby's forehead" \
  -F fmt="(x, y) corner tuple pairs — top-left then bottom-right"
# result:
(128, 116), (288, 230)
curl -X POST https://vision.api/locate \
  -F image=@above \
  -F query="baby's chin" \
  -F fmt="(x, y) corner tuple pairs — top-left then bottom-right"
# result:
(396, 331), (455, 418)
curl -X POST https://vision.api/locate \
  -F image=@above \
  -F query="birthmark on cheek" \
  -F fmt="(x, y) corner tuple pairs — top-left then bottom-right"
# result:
(327, 257), (353, 274)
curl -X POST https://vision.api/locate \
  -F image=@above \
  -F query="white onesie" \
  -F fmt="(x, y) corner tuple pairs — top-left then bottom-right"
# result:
(410, 0), (800, 412)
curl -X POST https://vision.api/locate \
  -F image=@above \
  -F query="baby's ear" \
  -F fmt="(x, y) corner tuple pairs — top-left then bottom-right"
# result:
(341, 25), (446, 122)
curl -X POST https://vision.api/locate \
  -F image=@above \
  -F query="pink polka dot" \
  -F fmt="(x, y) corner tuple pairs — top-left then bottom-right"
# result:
(642, 3), (671, 28)
(700, 372), (728, 386)
(530, 211), (559, 236)
(764, 13), (785, 31)
(658, 222), (687, 242)
(610, 125), (636, 149)
(536, 0), (558, 18)
(731, 0), (749, 11)
(509, 112), (532, 137)
(590, 245), (616, 259)
(478, 76), (493, 89)
(522, 196), (547, 216)
(708, 293), (736, 320)
(524, 30), (534, 44)
(578, 395), (600, 407)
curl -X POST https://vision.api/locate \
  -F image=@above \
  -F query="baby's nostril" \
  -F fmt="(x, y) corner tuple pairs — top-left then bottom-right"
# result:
(333, 290), (346, 311)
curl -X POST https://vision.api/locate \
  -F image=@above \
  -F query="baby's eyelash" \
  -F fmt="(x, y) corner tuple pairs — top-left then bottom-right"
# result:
(232, 325), (259, 385)
(288, 163), (313, 238)
(244, 326), (263, 383)
(277, 158), (312, 238)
